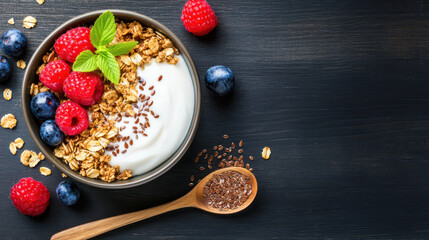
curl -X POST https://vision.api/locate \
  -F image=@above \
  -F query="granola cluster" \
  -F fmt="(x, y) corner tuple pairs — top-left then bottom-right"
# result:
(31, 20), (179, 182)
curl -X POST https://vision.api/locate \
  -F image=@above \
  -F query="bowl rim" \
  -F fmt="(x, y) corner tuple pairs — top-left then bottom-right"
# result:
(21, 9), (201, 189)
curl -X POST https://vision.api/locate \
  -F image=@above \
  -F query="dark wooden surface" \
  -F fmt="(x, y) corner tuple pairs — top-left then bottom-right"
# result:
(4, 0), (429, 239)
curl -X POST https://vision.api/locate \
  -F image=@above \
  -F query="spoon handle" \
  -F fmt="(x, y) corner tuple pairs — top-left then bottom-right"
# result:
(51, 193), (195, 240)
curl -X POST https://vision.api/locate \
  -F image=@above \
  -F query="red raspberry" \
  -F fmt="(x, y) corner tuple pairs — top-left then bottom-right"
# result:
(181, 0), (218, 36)
(54, 27), (95, 63)
(55, 101), (89, 136)
(63, 72), (104, 106)
(39, 60), (71, 93)
(10, 178), (50, 217)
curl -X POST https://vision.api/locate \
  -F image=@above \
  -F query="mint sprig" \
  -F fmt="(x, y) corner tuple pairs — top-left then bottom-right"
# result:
(73, 11), (138, 84)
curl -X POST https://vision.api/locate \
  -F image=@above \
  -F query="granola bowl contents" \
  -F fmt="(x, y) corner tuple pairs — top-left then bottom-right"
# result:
(22, 10), (201, 189)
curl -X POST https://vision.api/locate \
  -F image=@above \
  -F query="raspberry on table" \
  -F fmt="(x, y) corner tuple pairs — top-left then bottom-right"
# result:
(54, 27), (95, 63)
(55, 101), (89, 136)
(39, 60), (71, 93)
(181, 0), (218, 36)
(10, 177), (50, 217)
(63, 71), (104, 106)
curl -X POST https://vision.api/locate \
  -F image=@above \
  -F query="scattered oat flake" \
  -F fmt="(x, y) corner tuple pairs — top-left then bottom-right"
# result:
(23, 16), (37, 29)
(3, 88), (12, 100)
(36, 0), (44, 4)
(14, 138), (24, 148)
(17, 60), (26, 69)
(29, 156), (40, 168)
(40, 167), (51, 176)
(262, 147), (271, 159)
(20, 150), (32, 166)
(9, 142), (16, 155)
(62, 173), (68, 178)
(38, 152), (45, 160)
(1, 114), (17, 129)
(8, 18), (14, 25)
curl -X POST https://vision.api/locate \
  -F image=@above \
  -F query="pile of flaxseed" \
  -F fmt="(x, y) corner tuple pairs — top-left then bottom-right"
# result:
(203, 170), (252, 211)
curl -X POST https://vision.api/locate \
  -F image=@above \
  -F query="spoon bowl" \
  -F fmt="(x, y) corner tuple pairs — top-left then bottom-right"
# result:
(193, 167), (258, 214)
(51, 167), (258, 240)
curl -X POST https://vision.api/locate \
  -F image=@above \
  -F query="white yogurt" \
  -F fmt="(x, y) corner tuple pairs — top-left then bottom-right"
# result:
(107, 56), (194, 175)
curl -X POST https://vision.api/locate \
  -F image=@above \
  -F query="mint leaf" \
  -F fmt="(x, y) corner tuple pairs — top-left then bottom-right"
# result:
(98, 51), (120, 84)
(107, 41), (138, 56)
(90, 11), (116, 48)
(72, 50), (98, 72)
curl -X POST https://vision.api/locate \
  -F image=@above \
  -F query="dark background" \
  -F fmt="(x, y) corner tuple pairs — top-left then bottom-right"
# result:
(3, 0), (429, 239)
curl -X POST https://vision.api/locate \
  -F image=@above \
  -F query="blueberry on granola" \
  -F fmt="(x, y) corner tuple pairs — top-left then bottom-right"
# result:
(0, 29), (27, 57)
(0, 55), (12, 82)
(205, 65), (234, 96)
(31, 92), (60, 121)
(40, 120), (64, 146)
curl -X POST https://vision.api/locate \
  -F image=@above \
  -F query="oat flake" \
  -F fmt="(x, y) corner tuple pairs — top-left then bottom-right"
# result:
(1, 114), (17, 129)
(9, 142), (17, 155)
(3, 89), (12, 100)
(36, 0), (44, 5)
(7, 18), (14, 25)
(40, 167), (51, 176)
(14, 138), (24, 148)
(262, 147), (271, 159)
(17, 60), (26, 69)
(23, 16), (37, 29)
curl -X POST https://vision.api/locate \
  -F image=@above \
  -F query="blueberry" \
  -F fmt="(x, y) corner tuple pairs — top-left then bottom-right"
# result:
(0, 29), (27, 57)
(0, 55), (11, 82)
(40, 120), (64, 146)
(30, 92), (59, 121)
(205, 65), (234, 96)
(56, 181), (80, 206)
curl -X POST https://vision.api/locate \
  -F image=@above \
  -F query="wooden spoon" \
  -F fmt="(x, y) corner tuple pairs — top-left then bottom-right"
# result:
(51, 167), (258, 240)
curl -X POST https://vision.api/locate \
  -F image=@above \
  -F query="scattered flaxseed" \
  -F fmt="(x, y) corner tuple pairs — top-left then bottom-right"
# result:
(204, 170), (252, 211)
(17, 60), (26, 69)
(1, 114), (17, 129)
(223, 134), (229, 139)
(23, 16), (37, 29)
(8, 18), (14, 25)
(188, 182), (194, 187)
(199, 166), (205, 171)
(262, 147), (271, 159)
(40, 167), (51, 176)
(238, 149), (243, 154)
(190, 175), (194, 181)
(239, 140), (243, 147)
(231, 142), (236, 149)
(194, 157), (199, 163)
(249, 156), (254, 160)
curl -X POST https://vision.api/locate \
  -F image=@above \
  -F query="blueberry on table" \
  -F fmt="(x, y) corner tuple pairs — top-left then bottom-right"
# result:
(0, 56), (11, 82)
(40, 120), (64, 146)
(205, 65), (234, 96)
(0, 29), (27, 57)
(56, 181), (80, 206)
(30, 92), (60, 121)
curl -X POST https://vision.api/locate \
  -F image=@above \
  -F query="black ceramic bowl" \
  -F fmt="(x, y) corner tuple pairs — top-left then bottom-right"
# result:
(22, 10), (201, 189)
